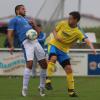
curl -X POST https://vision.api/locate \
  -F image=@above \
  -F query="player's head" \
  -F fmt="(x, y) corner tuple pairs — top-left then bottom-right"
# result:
(15, 5), (26, 16)
(68, 11), (80, 27)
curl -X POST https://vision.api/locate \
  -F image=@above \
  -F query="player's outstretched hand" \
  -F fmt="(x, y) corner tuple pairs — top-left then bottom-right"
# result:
(93, 49), (97, 55)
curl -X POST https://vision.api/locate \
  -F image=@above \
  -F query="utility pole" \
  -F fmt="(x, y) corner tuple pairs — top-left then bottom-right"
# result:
(78, 0), (81, 13)
(60, 0), (65, 18)
(78, 0), (81, 25)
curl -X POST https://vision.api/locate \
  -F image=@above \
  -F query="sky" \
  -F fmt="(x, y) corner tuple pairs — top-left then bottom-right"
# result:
(0, 0), (100, 20)
(64, 0), (100, 18)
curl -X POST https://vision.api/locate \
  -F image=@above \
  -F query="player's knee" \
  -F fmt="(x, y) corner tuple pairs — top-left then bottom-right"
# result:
(60, 59), (72, 73)
(26, 61), (33, 69)
(65, 66), (73, 74)
(38, 59), (47, 69)
(49, 56), (57, 63)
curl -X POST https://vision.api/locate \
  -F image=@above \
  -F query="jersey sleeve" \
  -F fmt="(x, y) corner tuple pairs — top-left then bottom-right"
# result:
(55, 21), (65, 32)
(38, 32), (46, 42)
(84, 34), (88, 39)
(8, 18), (16, 30)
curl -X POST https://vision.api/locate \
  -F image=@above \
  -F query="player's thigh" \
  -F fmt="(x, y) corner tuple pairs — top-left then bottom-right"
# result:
(34, 42), (47, 69)
(58, 54), (72, 73)
(22, 39), (35, 69)
(60, 58), (72, 74)
(57, 51), (72, 73)
(34, 41), (46, 61)
(60, 59), (72, 74)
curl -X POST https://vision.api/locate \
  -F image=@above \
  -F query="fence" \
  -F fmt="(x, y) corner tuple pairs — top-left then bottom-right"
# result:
(0, 48), (100, 76)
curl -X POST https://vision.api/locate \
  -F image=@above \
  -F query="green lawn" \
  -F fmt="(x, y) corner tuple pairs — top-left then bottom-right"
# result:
(0, 77), (100, 100)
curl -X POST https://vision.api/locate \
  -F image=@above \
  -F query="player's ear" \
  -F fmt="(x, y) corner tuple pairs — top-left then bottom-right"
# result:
(16, 10), (19, 15)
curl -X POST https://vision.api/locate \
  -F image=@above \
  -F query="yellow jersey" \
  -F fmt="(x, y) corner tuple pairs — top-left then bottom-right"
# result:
(49, 20), (85, 53)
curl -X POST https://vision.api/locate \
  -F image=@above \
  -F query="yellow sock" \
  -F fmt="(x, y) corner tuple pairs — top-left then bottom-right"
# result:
(67, 73), (75, 90)
(47, 62), (55, 77)
(46, 62), (55, 84)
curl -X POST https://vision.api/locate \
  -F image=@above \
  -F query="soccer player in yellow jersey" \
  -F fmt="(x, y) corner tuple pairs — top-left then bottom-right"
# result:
(46, 11), (96, 97)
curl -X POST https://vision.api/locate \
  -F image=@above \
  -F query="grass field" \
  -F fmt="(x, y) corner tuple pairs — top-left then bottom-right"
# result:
(0, 77), (100, 100)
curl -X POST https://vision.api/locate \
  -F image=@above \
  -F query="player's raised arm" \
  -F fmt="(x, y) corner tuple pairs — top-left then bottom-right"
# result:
(52, 21), (66, 43)
(78, 31), (96, 55)
(52, 29), (63, 42)
(7, 30), (14, 54)
(29, 18), (41, 34)
(84, 38), (97, 55)
(53, 29), (68, 44)
(52, 29), (58, 39)
(7, 18), (16, 54)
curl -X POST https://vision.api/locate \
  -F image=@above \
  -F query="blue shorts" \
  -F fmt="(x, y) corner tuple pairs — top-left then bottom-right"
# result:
(48, 45), (70, 64)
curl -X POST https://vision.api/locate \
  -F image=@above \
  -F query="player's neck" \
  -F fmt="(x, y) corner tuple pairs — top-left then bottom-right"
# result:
(69, 23), (77, 28)
(16, 14), (25, 17)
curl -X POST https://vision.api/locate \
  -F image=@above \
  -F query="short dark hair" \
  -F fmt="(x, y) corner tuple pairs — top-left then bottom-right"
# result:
(15, 5), (24, 15)
(69, 11), (81, 22)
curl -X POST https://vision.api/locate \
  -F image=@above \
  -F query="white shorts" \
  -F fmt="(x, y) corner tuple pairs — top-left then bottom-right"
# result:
(22, 39), (46, 61)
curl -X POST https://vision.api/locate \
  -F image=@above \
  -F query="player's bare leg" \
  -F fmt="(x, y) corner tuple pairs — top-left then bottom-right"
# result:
(38, 59), (47, 96)
(63, 64), (78, 97)
(46, 55), (57, 90)
(22, 61), (33, 97)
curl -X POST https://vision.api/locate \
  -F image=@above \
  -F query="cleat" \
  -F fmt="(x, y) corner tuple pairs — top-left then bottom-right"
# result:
(39, 87), (46, 97)
(45, 82), (53, 90)
(22, 88), (28, 97)
(68, 89), (78, 97)
(69, 92), (78, 97)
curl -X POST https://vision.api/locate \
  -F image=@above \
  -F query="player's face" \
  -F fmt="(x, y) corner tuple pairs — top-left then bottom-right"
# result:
(68, 15), (77, 26)
(38, 27), (42, 32)
(19, 6), (26, 16)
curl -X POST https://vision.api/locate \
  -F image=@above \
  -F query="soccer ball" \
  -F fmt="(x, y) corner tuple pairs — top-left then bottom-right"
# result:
(26, 29), (38, 40)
